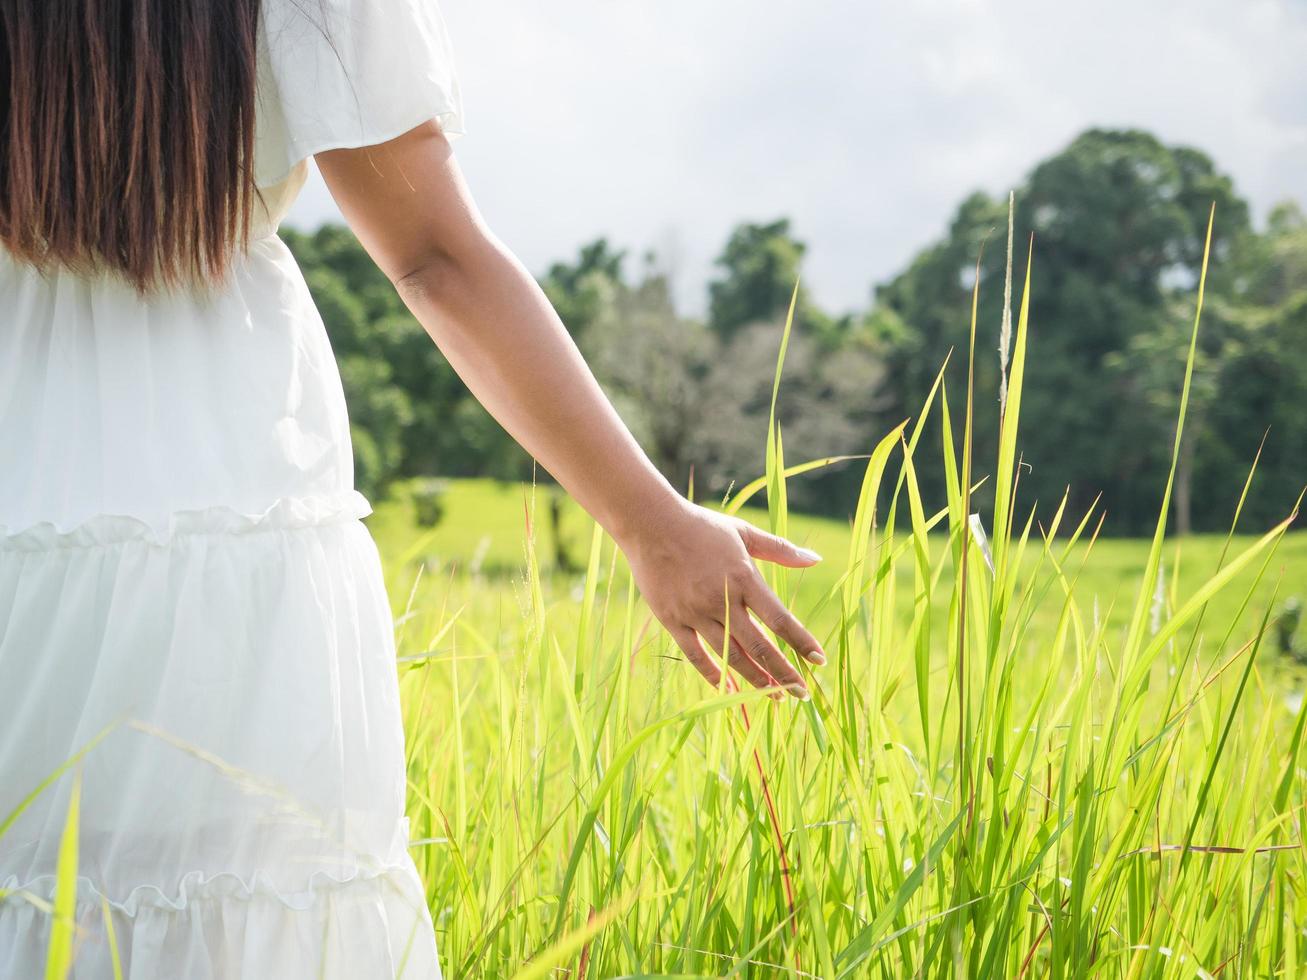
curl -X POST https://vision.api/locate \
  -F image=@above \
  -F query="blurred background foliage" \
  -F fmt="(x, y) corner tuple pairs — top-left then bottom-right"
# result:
(283, 127), (1307, 535)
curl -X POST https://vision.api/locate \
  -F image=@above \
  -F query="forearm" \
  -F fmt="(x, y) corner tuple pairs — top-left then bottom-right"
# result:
(317, 125), (820, 698)
(393, 231), (684, 547)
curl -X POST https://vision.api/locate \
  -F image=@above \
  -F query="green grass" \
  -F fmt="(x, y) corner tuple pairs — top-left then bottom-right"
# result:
(380, 219), (1307, 978)
(377, 483), (1307, 978)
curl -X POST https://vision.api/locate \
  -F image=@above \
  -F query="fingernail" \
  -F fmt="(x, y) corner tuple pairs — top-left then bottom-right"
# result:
(787, 683), (810, 701)
(806, 649), (827, 666)
(797, 547), (822, 562)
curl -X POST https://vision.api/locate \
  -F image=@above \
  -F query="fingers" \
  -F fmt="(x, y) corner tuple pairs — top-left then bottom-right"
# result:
(745, 580), (827, 666)
(673, 612), (815, 702)
(736, 521), (822, 568)
(699, 619), (786, 701)
(670, 626), (725, 690)
(728, 613), (810, 700)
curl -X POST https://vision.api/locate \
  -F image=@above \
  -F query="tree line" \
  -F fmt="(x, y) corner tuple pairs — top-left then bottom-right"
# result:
(284, 127), (1307, 535)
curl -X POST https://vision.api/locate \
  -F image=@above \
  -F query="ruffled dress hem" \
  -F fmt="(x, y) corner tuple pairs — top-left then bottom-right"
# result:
(0, 491), (375, 553)
(0, 860), (442, 979)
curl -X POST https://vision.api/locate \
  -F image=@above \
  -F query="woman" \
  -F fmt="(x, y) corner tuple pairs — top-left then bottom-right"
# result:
(0, 0), (825, 975)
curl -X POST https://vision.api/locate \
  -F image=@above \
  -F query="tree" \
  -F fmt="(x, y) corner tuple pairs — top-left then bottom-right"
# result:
(541, 238), (627, 342)
(708, 219), (817, 341)
(580, 254), (713, 493)
(876, 129), (1253, 533)
(688, 316), (886, 513)
(1194, 202), (1307, 530)
(282, 127), (1303, 533)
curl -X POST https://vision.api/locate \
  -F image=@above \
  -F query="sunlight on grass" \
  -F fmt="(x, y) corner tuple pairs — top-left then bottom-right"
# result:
(389, 206), (1307, 977)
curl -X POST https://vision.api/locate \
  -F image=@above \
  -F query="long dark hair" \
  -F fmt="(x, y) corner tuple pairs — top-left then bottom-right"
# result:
(0, 0), (264, 295)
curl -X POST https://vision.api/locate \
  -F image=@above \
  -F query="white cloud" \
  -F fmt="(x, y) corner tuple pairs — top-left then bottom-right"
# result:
(285, 0), (1307, 317)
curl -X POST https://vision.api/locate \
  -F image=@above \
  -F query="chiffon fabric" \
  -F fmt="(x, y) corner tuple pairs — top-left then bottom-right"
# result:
(0, 0), (464, 975)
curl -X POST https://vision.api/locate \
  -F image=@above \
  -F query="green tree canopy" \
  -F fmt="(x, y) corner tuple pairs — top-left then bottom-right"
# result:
(875, 128), (1257, 533)
(284, 127), (1302, 535)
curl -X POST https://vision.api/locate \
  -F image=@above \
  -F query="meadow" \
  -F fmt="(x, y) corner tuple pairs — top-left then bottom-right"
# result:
(379, 224), (1307, 978)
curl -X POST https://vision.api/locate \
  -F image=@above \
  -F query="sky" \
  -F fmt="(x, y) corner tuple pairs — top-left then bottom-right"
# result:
(285, 0), (1307, 319)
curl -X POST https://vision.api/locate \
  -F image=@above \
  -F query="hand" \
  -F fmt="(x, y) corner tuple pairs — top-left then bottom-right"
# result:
(618, 496), (827, 701)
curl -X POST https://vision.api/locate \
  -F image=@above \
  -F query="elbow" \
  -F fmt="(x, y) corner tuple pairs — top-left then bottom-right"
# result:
(392, 252), (454, 309)
(391, 229), (501, 311)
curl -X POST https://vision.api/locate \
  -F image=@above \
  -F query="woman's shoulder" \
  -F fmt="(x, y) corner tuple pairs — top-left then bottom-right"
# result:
(254, 0), (465, 189)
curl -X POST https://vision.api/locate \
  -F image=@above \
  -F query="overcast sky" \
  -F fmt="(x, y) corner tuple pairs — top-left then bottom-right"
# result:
(285, 0), (1307, 318)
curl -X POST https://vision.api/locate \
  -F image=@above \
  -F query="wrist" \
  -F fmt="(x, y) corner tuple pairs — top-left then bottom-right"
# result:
(605, 478), (690, 554)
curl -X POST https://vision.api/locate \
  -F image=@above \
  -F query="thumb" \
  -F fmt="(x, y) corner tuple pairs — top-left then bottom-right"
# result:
(737, 522), (822, 567)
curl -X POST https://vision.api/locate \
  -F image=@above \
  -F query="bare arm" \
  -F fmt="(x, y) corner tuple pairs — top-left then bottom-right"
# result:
(315, 121), (825, 700)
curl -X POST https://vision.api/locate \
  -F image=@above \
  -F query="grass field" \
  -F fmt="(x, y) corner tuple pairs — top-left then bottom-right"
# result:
(372, 227), (1307, 978)
(372, 473), (1307, 979)
(368, 476), (1307, 652)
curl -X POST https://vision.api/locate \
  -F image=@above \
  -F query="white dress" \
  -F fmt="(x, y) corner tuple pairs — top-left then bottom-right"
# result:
(0, 0), (464, 976)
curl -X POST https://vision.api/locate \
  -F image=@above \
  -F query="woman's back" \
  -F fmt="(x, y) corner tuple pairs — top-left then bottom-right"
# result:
(0, 203), (359, 535)
(0, 1), (463, 975)
(0, 0), (464, 534)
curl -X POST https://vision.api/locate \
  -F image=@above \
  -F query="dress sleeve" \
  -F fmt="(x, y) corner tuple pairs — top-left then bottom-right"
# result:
(253, 0), (466, 188)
